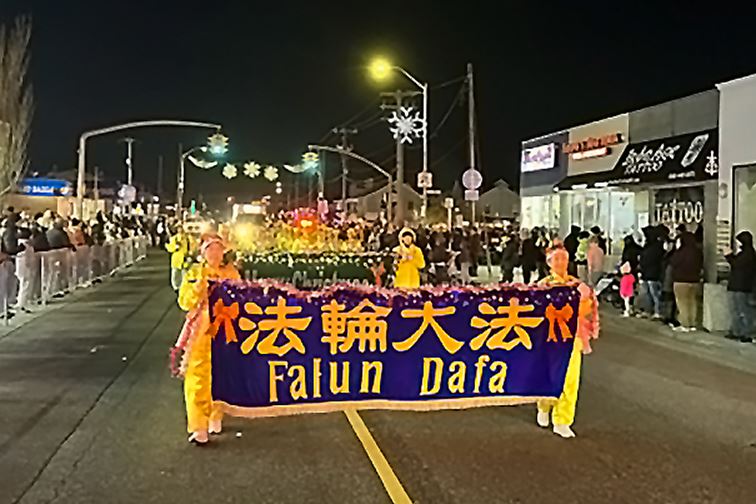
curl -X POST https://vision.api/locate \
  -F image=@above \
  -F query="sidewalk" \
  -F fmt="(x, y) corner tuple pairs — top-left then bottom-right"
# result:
(601, 309), (756, 375)
(0, 253), (176, 504)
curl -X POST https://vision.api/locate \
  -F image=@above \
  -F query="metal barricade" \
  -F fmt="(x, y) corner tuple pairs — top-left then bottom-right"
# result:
(7, 237), (150, 311)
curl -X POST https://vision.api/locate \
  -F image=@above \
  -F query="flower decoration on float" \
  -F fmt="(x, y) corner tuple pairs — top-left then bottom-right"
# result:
(222, 163), (238, 179)
(243, 161), (261, 178)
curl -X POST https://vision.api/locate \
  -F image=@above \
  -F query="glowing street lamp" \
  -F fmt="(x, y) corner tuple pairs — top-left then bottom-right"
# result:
(368, 56), (430, 220)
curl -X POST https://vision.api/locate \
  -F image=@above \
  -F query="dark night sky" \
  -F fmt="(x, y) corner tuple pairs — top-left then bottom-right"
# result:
(2, 1), (756, 205)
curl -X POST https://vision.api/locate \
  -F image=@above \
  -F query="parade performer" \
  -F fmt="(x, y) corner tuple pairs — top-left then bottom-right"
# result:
(393, 228), (425, 288)
(535, 244), (600, 438)
(165, 226), (190, 291)
(173, 236), (240, 445)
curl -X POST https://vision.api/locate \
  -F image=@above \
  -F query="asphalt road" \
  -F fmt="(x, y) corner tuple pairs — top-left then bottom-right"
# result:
(1, 255), (755, 504)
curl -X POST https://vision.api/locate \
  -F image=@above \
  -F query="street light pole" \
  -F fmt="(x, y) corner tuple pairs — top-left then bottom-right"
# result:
(76, 120), (221, 218)
(394, 67), (429, 221)
(307, 144), (393, 224)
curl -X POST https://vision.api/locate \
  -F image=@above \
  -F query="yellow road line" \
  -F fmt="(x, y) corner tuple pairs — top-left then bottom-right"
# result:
(344, 409), (413, 504)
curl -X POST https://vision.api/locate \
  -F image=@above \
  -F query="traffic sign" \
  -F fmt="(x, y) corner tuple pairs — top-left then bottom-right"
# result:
(464, 189), (479, 201)
(417, 171), (433, 189)
(443, 197), (454, 209)
(462, 168), (482, 190)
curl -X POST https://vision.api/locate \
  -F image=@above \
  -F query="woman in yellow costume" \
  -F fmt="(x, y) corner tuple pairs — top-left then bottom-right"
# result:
(536, 243), (599, 438)
(173, 236), (240, 445)
(393, 228), (426, 288)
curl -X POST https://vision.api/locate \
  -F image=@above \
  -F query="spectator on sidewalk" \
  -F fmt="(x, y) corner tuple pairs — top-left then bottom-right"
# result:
(587, 234), (605, 287)
(639, 226), (665, 319)
(620, 262), (636, 317)
(669, 231), (703, 332)
(621, 234), (642, 276)
(47, 219), (74, 250)
(520, 229), (540, 284)
(575, 231), (590, 282)
(725, 231), (755, 343)
(564, 225), (581, 276)
(590, 226), (608, 254)
(500, 232), (519, 283)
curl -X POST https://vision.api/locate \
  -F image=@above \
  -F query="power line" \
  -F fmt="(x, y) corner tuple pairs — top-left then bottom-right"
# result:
(429, 82), (466, 139)
(431, 75), (466, 90)
(318, 98), (380, 142)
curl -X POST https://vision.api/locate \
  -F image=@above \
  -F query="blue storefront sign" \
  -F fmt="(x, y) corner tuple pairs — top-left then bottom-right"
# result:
(19, 178), (72, 197)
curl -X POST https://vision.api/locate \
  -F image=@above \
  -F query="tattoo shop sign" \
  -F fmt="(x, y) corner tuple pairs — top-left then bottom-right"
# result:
(208, 282), (580, 417)
(611, 129), (718, 185)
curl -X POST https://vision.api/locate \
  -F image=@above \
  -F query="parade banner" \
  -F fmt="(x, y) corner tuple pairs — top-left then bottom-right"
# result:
(209, 282), (581, 418)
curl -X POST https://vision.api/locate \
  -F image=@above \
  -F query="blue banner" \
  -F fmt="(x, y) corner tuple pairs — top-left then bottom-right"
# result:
(209, 282), (580, 417)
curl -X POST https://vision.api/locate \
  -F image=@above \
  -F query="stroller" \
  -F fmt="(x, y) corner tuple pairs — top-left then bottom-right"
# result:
(595, 270), (624, 310)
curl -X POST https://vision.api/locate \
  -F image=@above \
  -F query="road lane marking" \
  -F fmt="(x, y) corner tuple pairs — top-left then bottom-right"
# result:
(344, 409), (412, 504)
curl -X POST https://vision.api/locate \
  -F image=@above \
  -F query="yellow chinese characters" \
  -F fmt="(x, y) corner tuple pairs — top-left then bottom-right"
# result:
(394, 301), (462, 354)
(320, 299), (392, 355)
(238, 297), (312, 356)
(470, 298), (543, 351)
(544, 304), (574, 343)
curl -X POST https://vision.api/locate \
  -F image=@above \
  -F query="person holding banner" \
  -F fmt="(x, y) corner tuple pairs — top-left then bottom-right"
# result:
(536, 243), (599, 438)
(176, 236), (240, 445)
(393, 228), (426, 289)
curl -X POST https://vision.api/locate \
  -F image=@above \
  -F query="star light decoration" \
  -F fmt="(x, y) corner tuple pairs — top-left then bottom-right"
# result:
(244, 161), (262, 178)
(222, 163), (238, 179)
(264, 165), (279, 181)
(388, 106), (426, 144)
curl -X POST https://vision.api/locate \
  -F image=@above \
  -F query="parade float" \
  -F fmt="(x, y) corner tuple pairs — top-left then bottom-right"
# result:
(232, 208), (390, 288)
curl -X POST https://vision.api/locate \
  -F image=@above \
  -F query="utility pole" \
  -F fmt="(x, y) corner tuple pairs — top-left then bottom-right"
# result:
(157, 155), (164, 200)
(381, 89), (421, 227)
(176, 143), (183, 219)
(120, 137), (136, 186)
(333, 127), (358, 219)
(467, 63), (477, 226)
(93, 166), (100, 201)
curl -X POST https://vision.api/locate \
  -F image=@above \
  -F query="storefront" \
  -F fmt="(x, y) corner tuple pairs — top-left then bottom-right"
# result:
(519, 131), (568, 231)
(557, 128), (719, 257)
(718, 74), (756, 246)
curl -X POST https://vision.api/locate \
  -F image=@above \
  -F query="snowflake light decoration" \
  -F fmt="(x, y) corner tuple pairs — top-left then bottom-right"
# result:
(263, 165), (279, 181)
(222, 163), (238, 179)
(388, 106), (425, 144)
(243, 161), (261, 178)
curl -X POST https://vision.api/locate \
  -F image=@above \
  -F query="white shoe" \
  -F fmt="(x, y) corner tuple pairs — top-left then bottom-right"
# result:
(553, 424), (576, 439)
(209, 419), (223, 435)
(537, 411), (550, 428)
(188, 430), (209, 445)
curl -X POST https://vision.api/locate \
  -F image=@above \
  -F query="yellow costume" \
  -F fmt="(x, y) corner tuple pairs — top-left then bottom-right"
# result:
(166, 232), (190, 269)
(178, 262), (240, 435)
(536, 271), (595, 435)
(393, 229), (425, 289)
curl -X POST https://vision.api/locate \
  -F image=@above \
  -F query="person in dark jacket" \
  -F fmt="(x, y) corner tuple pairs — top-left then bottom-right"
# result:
(429, 234), (450, 285)
(621, 234), (642, 275)
(2, 216), (23, 255)
(520, 229), (540, 284)
(47, 219), (74, 250)
(30, 225), (50, 252)
(669, 231), (704, 332)
(564, 225), (581, 276)
(725, 231), (755, 342)
(500, 233), (519, 283)
(639, 226), (665, 318)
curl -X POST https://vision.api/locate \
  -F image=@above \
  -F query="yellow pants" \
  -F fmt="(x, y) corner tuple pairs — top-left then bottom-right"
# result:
(537, 339), (583, 426)
(184, 331), (223, 433)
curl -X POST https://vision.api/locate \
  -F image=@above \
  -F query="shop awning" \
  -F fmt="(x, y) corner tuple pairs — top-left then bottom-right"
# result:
(557, 129), (718, 190)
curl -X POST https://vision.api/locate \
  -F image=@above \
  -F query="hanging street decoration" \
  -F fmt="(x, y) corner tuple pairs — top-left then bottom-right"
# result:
(188, 155), (218, 170)
(208, 132), (229, 155)
(388, 106), (426, 144)
(264, 165), (279, 181)
(244, 161), (262, 178)
(302, 152), (320, 171)
(222, 163), (238, 179)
